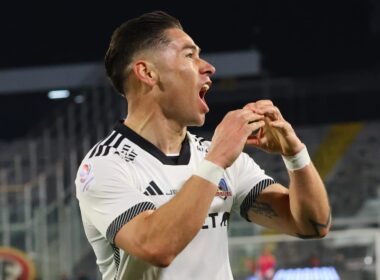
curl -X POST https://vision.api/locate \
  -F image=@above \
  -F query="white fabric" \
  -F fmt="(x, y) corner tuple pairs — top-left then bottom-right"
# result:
(193, 159), (225, 185)
(282, 146), (311, 171)
(75, 125), (274, 280)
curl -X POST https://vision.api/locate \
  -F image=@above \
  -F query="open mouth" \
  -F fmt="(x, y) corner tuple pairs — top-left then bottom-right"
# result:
(199, 84), (210, 100)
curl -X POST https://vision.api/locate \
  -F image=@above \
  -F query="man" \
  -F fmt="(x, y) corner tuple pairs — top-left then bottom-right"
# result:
(75, 11), (331, 280)
(257, 246), (276, 280)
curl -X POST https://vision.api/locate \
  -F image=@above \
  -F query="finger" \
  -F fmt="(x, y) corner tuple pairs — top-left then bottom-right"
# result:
(255, 105), (283, 121)
(245, 100), (273, 107)
(243, 103), (257, 112)
(248, 120), (265, 136)
(225, 109), (253, 124)
(246, 137), (260, 146)
(243, 103), (254, 109)
(248, 118), (264, 124)
(247, 134), (269, 146)
(240, 109), (264, 124)
(243, 100), (273, 112)
(227, 110), (262, 138)
(270, 120), (293, 134)
(255, 100), (273, 106)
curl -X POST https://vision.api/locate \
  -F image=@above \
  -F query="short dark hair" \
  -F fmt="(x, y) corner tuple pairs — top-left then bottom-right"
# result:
(104, 11), (183, 96)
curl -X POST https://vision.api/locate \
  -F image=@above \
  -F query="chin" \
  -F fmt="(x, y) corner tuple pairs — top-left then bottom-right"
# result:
(188, 115), (206, 127)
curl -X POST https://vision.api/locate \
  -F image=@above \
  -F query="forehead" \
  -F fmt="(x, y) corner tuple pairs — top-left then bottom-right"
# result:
(164, 28), (199, 52)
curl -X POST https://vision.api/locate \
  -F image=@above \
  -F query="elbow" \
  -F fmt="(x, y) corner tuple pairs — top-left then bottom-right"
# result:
(146, 247), (176, 268)
(119, 241), (176, 268)
(317, 225), (330, 239)
(315, 212), (332, 238)
(295, 211), (332, 239)
(296, 220), (331, 239)
(296, 230), (328, 240)
(308, 228), (329, 239)
(152, 256), (174, 268)
(134, 229), (181, 267)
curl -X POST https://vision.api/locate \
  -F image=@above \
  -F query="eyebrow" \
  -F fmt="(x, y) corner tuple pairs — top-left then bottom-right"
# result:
(182, 44), (201, 54)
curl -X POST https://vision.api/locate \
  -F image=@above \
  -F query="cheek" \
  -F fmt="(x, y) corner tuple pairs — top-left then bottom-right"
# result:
(168, 72), (197, 100)
(175, 62), (198, 83)
(158, 65), (198, 105)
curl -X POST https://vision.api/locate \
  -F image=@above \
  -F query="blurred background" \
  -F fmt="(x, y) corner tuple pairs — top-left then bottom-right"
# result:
(0, 1), (379, 279)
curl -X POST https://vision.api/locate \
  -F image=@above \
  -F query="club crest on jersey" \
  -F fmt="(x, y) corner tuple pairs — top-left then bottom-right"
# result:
(114, 144), (138, 162)
(215, 178), (232, 200)
(194, 136), (208, 153)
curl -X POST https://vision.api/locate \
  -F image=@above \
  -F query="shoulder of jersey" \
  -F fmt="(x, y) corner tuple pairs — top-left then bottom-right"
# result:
(85, 130), (138, 163)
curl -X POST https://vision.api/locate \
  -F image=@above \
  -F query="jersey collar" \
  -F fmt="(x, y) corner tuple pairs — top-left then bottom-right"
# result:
(114, 121), (191, 165)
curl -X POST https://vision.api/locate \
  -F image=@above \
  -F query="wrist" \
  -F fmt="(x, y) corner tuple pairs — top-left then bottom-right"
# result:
(194, 159), (224, 185)
(282, 146), (311, 171)
(282, 142), (305, 157)
(204, 153), (228, 169)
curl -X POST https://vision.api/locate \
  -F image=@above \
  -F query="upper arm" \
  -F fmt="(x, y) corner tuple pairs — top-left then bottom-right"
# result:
(231, 152), (276, 218)
(233, 153), (330, 238)
(246, 183), (298, 236)
(76, 154), (156, 246)
(231, 152), (298, 236)
(76, 154), (179, 267)
(113, 209), (161, 264)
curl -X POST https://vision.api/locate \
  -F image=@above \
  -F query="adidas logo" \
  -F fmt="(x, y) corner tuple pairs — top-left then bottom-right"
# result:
(143, 181), (164, 196)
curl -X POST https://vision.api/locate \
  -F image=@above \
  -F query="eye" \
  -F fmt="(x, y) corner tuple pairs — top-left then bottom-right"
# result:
(186, 52), (194, 58)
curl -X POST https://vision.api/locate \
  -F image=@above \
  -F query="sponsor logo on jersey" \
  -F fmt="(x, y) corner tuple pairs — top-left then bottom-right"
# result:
(165, 189), (178, 195)
(202, 212), (230, 229)
(143, 181), (164, 196)
(215, 178), (232, 200)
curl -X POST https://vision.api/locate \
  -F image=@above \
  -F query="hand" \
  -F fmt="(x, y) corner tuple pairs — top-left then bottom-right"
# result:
(206, 109), (265, 168)
(244, 100), (304, 156)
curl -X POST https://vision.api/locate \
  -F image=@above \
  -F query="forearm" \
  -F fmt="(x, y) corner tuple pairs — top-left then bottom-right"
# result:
(243, 100), (331, 238)
(115, 173), (219, 266)
(288, 163), (331, 238)
(144, 175), (217, 259)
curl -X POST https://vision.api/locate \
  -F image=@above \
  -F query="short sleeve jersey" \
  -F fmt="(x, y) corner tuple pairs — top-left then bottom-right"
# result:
(75, 122), (275, 280)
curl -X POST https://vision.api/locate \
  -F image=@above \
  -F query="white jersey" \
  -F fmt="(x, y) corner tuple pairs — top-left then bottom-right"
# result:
(75, 122), (275, 280)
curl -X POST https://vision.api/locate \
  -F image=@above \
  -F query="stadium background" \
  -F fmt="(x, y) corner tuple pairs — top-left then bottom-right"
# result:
(0, 1), (380, 279)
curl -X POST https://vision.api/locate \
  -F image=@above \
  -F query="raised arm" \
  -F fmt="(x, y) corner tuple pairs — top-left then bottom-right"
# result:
(114, 109), (265, 267)
(244, 100), (331, 238)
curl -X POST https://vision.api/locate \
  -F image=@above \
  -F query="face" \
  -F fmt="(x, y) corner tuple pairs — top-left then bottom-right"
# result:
(152, 28), (216, 127)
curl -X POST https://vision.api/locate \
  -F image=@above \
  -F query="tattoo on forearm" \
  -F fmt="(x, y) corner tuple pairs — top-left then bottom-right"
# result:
(250, 201), (278, 219)
(297, 212), (331, 239)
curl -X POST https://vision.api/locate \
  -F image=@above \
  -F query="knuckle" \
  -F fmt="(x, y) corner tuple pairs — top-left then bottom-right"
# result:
(225, 111), (235, 118)
(235, 110), (245, 118)
(244, 103), (255, 109)
(258, 99), (273, 105)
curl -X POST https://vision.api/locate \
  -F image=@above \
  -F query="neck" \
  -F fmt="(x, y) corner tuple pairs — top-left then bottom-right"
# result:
(124, 98), (187, 155)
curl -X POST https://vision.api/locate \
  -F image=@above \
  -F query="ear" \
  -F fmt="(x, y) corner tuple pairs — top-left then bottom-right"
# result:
(132, 60), (158, 87)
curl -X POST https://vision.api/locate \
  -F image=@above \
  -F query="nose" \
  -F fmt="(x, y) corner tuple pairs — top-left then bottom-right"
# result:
(200, 59), (216, 76)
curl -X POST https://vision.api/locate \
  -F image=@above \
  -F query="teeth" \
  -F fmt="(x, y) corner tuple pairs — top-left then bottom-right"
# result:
(202, 84), (210, 91)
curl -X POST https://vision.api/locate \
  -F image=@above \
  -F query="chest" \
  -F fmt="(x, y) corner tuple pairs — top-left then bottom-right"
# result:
(132, 160), (234, 213)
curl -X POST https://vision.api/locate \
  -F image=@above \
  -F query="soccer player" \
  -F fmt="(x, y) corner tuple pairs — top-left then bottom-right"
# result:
(75, 11), (331, 280)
